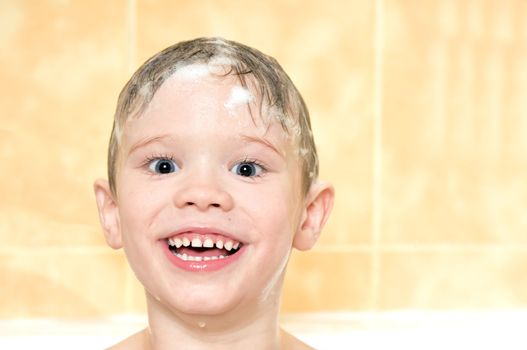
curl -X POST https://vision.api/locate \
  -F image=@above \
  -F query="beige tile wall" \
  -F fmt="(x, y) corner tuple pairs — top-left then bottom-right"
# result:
(0, 0), (526, 317)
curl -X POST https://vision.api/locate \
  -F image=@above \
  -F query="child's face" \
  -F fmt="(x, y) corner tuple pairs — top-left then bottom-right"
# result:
(114, 66), (306, 315)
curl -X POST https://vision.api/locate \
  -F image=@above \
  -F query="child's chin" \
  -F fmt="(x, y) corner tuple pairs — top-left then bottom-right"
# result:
(174, 297), (239, 316)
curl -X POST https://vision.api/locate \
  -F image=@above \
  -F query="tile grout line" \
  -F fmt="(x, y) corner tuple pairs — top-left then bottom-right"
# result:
(127, 0), (137, 74)
(124, 262), (137, 312)
(3, 242), (527, 256)
(0, 247), (117, 255)
(313, 243), (527, 253)
(372, 0), (385, 311)
(124, 0), (138, 312)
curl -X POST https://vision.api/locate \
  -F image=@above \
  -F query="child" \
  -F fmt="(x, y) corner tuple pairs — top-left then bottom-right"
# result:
(94, 37), (334, 350)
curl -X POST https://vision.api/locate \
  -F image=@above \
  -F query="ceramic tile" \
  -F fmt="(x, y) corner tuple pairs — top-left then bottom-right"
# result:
(123, 266), (148, 314)
(0, 0), (128, 247)
(378, 251), (527, 309)
(0, 252), (128, 318)
(282, 251), (372, 311)
(381, 0), (527, 244)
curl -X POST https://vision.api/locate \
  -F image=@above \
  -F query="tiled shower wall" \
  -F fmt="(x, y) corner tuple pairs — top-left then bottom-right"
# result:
(1, 0), (526, 317)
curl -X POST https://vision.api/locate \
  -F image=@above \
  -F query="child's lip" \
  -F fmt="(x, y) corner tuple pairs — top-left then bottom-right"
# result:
(161, 226), (247, 273)
(163, 239), (246, 272)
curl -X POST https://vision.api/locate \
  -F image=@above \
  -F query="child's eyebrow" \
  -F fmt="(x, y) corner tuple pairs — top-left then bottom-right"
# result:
(126, 134), (285, 159)
(238, 135), (285, 159)
(127, 134), (173, 156)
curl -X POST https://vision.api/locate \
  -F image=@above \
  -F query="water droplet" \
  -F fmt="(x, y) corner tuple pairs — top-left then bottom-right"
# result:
(198, 321), (206, 328)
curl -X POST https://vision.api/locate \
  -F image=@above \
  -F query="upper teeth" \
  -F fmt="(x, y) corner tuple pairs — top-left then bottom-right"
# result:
(168, 237), (239, 251)
(191, 238), (202, 247)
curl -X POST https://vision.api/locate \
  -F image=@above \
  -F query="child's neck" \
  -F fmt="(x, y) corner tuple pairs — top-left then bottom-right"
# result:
(144, 292), (282, 350)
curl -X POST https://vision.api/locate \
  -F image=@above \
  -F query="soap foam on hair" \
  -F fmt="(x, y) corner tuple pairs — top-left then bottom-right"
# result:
(224, 86), (254, 115)
(172, 63), (210, 81)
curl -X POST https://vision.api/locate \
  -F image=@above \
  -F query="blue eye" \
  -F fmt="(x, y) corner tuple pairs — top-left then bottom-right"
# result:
(148, 158), (179, 174)
(231, 161), (264, 177)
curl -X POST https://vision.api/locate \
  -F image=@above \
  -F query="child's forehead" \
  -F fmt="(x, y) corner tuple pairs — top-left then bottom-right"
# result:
(162, 63), (254, 97)
(123, 66), (296, 148)
(140, 65), (294, 138)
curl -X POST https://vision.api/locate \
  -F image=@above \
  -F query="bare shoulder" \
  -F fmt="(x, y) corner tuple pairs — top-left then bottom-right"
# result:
(106, 328), (150, 350)
(280, 329), (316, 350)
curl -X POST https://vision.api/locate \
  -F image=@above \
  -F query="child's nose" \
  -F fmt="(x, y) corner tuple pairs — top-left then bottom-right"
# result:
(173, 182), (234, 212)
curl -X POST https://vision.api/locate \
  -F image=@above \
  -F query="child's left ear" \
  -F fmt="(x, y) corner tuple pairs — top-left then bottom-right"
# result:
(293, 181), (335, 251)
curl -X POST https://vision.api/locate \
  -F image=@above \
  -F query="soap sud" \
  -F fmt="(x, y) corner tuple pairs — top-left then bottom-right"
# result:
(224, 86), (254, 115)
(298, 147), (309, 157)
(210, 55), (236, 67)
(170, 57), (236, 81)
(139, 80), (154, 98)
(258, 252), (289, 304)
(265, 105), (301, 138)
(287, 120), (302, 138)
(208, 55), (236, 74)
(172, 63), (210, 81)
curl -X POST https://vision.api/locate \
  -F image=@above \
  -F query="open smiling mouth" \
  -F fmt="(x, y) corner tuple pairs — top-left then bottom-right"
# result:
(167, 236), (243, 262)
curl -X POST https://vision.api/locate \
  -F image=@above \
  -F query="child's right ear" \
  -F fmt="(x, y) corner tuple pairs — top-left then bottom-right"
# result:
(93, 179), (123, 249)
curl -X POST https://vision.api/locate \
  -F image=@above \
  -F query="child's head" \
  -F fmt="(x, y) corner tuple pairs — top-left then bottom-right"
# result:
(94, 37), (333, 323)
(108, 37), (318, 197)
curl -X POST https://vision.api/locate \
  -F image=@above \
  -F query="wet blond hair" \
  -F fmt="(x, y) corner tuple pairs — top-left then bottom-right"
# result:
(108, 37), (318, 195)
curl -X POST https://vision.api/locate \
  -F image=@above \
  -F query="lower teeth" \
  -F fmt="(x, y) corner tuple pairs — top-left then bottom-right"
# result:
(173, 251), (226, 262)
